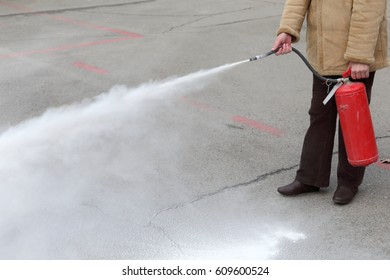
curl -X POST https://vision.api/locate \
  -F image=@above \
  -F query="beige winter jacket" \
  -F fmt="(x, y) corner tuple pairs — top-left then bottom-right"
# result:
(277, 0), (389, 75)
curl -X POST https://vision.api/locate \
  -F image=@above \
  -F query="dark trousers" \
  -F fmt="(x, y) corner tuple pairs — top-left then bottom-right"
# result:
(295, 73), (376, 188)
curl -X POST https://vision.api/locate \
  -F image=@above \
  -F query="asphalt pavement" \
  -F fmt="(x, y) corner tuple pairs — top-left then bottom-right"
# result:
(0, 0), (389, 260)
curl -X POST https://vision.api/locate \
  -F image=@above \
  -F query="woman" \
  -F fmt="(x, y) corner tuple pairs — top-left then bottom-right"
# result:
(273, 0), (389, 204)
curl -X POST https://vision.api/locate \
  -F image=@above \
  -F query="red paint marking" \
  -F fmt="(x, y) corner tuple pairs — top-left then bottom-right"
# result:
(179, 96), (222, 113)
(0, 2), (143, 38)
(375, 161), (390, 171)
(0, 2), (143, 60)
(73, 61), (108, 75)
(180, 96), (283, 137)
(232, 115), (283, 136)
(0, 37), (132, 59)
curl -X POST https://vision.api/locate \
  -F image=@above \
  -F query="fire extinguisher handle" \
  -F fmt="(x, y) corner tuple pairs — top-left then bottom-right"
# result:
(342, 68), (352, 78)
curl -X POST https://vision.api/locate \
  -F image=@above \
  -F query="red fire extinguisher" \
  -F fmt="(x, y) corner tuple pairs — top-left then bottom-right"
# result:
(251, 47), (379, 167)
(335, 69), (378, 166)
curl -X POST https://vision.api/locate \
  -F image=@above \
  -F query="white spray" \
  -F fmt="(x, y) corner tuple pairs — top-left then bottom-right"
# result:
(0, 58), (305, 259)
(0, 61), (250, 259)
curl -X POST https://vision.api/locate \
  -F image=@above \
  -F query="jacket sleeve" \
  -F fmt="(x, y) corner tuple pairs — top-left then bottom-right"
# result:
(344, 0), (387, 64)
(277, 0), (311, 42)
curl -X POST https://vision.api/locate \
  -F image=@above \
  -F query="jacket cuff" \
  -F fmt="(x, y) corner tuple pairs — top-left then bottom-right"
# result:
(343, 53), (375, 65)
(277, 27), (300, 43)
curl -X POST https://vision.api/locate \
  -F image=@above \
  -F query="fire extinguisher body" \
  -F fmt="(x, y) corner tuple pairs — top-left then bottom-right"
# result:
(335, 82), (378, 166)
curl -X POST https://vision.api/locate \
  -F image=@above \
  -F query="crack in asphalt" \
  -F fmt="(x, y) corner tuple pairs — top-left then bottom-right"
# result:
(197, 15), (279, 28)
(83, 7), (253, 19)
(377, 135), (390, 140)
(145, 131), (390, 250)
(163, 13), (280, 32)
(163, 7), (254, 33)
(143, 132), (390, 254)
(145, 163), (299, 255)
(164, 16), (209, 33)
(0, 0), (156, 17)
(225, 124), (244, 130)
(203, 17), (261, 27)
(81, 11), (197, 17)
(147, 223), (185, 255)
(148, 164), (298, 225)
(258, 0), (281, 5)
(144, 164), (299, 253)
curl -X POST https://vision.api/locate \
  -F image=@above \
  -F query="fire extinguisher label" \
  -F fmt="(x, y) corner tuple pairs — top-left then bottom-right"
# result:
(338, 104), (349, 111)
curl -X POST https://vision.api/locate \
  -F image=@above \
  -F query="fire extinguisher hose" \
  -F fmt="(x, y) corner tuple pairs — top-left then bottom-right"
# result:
(249, 47), (350, 84)
(291, 47), (342, 84)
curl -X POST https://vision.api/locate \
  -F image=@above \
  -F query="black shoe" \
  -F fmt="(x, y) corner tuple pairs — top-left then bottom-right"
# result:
(277, 180), (319, 196)
(333, 185), (358, 205)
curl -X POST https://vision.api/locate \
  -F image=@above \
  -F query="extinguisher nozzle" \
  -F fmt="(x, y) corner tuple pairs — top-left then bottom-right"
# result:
(249, 55), (261, 61)
(248, 49), (278, 62)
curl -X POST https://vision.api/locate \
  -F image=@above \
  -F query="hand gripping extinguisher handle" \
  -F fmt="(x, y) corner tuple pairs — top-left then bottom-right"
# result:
(342, 67), (352, 79)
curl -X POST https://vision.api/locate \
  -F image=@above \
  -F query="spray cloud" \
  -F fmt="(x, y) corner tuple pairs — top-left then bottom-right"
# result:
(0, 61), (250, 259)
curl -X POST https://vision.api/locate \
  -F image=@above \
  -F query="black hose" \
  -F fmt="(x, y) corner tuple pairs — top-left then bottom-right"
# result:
(291, 47), (340, 83)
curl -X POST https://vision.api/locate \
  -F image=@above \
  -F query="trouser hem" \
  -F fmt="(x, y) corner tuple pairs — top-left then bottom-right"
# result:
(295, 175), (329, 188)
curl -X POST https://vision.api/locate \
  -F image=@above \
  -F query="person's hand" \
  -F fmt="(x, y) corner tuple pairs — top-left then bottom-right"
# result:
(272, 33), (292, 56)
(348, 62), (370, 79)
